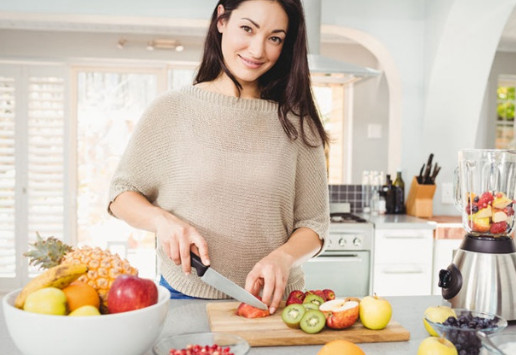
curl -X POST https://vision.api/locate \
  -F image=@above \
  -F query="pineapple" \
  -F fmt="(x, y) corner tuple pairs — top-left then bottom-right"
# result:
(24, 233), (138, 309)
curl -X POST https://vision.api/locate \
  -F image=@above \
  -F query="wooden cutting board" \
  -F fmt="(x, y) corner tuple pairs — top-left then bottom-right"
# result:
(206, 302), (410, 347)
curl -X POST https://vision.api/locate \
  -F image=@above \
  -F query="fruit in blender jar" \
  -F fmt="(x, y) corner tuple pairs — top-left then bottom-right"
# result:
(299, 309), (326, 334)
(465, 191), (515, 234)
(492, 193), (513, 208)
(423, 306), (456, 336)
(417, 337), (458, 355)
(23, 287), (67, 315)
(319, 299), (359, 329)
(490, 221), (509, 234)
(286, 289), (305, 305)
(492, 210), (509, 223)
(303, 293), (325, 308)
(281, 303), (306, 328)
(470, 217), (491, 233)
(359, 295), (392, 330)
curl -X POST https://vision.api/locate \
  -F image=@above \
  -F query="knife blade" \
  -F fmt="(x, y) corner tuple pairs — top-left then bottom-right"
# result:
(190, 252), (268, 310)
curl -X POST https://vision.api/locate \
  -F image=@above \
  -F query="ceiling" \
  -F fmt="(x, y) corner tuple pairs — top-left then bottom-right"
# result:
(1, 9), (516, 52)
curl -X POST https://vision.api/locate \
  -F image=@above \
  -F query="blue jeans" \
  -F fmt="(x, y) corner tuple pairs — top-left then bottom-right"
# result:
(159, 275), (198, 300)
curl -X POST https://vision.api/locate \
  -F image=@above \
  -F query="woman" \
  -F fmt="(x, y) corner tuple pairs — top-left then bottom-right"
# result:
(108, 0), (329, 315)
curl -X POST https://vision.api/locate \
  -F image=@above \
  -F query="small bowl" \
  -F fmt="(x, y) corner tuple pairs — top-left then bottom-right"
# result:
(153, 332), (250, 355)
(486, 332), (516, 354)
(3, 284), (170, 355)
(425, 308), (508, 354)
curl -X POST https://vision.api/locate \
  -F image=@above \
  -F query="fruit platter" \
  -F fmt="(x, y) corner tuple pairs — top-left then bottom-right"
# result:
(465, 191), (515, 236)
(206, 289), (410, 347)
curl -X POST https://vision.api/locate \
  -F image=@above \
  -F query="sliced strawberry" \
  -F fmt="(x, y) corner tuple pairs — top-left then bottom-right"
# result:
(504, 206), (515, 216)
(235, 298), (270, 318)
(477, 192), (494, 208)
(490, 221), (508, 234)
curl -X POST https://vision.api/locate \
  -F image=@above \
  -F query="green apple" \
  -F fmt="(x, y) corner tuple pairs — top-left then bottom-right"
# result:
(359, 295), (392, 330)
(69, 305), (101, 316)
(423, 306), (456, 336)
(417, 337), (457, 355)
(23, 287), (67, 315)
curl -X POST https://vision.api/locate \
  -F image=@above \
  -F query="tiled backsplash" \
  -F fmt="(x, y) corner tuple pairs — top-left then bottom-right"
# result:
(328, 184), (367, 213)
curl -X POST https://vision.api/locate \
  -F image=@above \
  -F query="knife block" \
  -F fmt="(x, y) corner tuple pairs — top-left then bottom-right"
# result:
(406, 176), (436, 218)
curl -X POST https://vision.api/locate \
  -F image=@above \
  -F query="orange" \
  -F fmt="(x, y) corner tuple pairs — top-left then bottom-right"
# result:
(317, 340), (366, 355)
(62, 281), (100, 312)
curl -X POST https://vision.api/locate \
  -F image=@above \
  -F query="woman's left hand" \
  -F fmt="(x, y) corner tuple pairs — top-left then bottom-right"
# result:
(244, 250), (294, 315)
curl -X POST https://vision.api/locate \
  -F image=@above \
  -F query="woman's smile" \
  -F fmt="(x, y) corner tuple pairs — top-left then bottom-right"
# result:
(238, 54), (264, 69)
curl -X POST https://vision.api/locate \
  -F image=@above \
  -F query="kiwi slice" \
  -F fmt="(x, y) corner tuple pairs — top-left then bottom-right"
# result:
(299, 309), (326, 334)
(303, 293), (325, 307)
(303, 302), (319, 311)
(281, 304), (306, 328)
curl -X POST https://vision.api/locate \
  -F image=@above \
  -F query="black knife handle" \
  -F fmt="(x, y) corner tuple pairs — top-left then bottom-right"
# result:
(190, 252), (209, 277)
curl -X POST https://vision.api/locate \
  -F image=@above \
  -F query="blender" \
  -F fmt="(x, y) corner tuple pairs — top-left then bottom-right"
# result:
(439, 149), (516, 321)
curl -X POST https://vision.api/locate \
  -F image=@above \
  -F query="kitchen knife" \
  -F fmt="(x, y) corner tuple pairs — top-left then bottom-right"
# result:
(190, 252), (269, 310)
(423, 153), (434, 184)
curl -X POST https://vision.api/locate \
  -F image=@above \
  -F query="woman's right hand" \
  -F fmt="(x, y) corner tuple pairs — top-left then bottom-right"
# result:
(109, 191), (210, 274)
(153, 213), (210, 274)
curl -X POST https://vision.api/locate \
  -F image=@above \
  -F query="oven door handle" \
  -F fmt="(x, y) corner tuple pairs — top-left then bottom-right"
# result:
(308, 255), (363, 262)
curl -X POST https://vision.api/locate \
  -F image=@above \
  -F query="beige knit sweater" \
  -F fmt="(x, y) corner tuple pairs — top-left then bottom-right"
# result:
(108, 85), (330, 299)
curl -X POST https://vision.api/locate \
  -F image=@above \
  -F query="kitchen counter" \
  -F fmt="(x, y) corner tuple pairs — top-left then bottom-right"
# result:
(1, 294), (515, 354)
(364, 213), (437, 230)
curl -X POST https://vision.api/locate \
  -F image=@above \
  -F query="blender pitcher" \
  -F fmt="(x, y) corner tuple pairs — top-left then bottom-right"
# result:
(440, 149), (516, 321)
(455, 149), (516, 237)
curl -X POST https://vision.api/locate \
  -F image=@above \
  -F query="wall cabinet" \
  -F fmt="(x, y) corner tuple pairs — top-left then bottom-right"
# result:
(373, 228), (434, 296)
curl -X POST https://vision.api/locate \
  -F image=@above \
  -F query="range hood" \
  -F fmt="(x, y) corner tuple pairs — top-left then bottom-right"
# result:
(304, 0), (381, 78)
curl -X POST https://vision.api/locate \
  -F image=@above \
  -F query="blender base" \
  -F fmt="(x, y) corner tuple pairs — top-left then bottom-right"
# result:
(439, 234), (516, 321)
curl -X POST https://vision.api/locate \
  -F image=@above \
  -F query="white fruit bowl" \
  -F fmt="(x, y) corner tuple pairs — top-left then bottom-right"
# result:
(3, 284), (170, 355)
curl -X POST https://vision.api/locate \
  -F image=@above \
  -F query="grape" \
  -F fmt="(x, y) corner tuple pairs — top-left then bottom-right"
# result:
(437, 313), (498, 354)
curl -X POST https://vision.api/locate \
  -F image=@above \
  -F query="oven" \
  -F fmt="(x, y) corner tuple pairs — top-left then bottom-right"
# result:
(302, 205), (374, 297)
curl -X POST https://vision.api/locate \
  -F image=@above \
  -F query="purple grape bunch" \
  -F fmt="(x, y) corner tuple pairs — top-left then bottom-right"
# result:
(440, 313), (498, 355)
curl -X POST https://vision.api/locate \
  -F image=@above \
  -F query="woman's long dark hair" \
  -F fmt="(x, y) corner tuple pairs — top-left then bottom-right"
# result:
(194, 0), (329, 147)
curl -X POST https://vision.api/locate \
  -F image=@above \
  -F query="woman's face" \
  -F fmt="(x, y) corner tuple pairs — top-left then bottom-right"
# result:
(217, 0), (288, 89)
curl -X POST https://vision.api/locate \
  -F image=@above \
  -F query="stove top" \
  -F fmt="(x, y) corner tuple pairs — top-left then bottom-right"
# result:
(330, 212), (368, 224)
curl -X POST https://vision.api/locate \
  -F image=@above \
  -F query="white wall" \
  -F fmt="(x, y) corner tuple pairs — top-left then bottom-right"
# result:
(421, 0), (516, 215)
(2, 0), (516, 215)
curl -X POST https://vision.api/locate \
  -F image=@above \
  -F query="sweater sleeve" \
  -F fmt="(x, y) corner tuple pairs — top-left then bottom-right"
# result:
(293, 139), (330, 252)
(107, 93), (172, 215)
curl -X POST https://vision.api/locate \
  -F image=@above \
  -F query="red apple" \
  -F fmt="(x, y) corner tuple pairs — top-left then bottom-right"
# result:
(107, 274), (158, 314)
(286, 290), (305, 306)
(322, 289), (336, 301)
(319, 298), (360, 329)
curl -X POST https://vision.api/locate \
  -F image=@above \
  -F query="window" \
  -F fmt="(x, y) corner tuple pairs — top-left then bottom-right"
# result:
(0, 62), (196, 291)
(0, 64), (67, 290)
(496, 75), (516, 149)
(312, 75), (353, 184)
